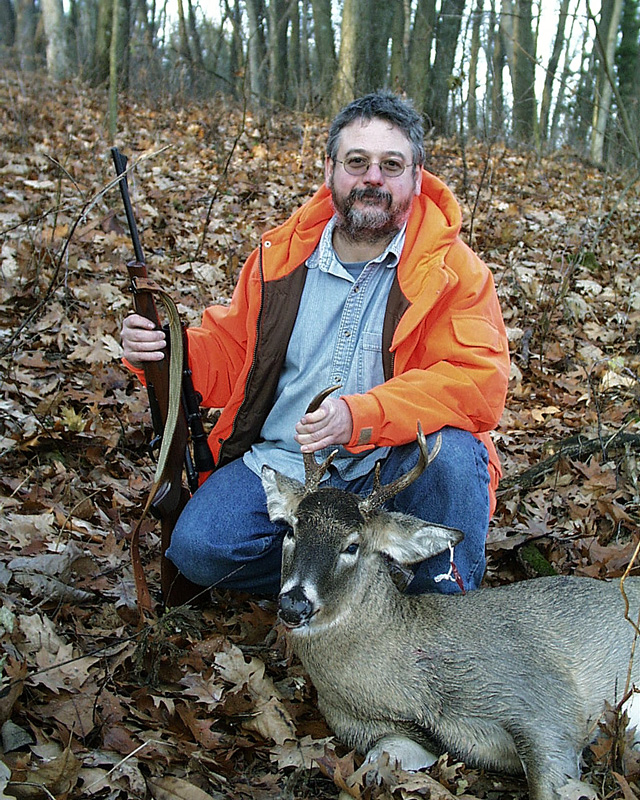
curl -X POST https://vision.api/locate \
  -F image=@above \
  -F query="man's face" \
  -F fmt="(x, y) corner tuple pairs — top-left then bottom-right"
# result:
(325, 117), (421, 244)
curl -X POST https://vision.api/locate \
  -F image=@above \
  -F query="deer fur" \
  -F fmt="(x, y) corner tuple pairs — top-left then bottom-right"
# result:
(261, 438), (640, 800)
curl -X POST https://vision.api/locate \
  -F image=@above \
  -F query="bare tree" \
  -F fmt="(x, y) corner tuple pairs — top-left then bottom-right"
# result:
(539, 0), (571, 143)
(589, 0), (624, 163)
(426, 0), (466, 134)
(511, 0), (538, 143)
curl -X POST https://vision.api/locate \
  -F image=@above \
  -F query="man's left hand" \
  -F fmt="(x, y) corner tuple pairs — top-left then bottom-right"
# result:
(295, 397), (353, 453)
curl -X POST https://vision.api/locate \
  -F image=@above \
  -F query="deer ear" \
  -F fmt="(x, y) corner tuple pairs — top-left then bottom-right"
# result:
(373, 512), (464, 565)
(261, 466), (306, 526)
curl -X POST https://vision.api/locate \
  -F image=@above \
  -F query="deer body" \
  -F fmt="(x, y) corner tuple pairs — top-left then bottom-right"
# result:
(261, 418), (640, 800)
(291, 565), (640, 790)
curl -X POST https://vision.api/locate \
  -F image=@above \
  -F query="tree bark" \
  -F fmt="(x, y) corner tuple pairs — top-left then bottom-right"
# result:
(310, 0), (336, 109)
(332, 0), (362, 111)
(426, 0), (466, 134)
(245, 0), (267, 103)
(407, 0), (436, 112)
(108, 0), (120, 142)
(614, 0), (639, 164)
(539, 0), (570, 142)
(91, 0), (112, 86)
(488, 0), (506, 136)
(0, 0), (16, 49)
(467, 0), (483, 136)
(15, 0), (38, 71)
(589, 0), (624, 163)
(511, 0), (538, 144)
(268, 0), (288, 104)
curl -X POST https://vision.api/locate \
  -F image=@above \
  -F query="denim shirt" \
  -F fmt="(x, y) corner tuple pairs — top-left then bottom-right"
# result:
(243, 216), (406, 484)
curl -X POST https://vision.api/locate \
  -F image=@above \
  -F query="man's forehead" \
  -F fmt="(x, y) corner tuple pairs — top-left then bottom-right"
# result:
(337, 117), (412, 153)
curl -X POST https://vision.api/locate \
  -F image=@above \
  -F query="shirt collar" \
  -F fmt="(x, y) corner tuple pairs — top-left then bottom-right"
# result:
(307, 216), (407, 273)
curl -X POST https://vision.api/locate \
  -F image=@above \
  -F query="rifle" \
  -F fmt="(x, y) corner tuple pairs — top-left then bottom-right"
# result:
(111, 147), (214, 608)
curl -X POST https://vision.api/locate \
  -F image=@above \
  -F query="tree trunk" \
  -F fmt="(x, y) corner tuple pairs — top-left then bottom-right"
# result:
(614, 0), (639, 163)
(310, 0), (336, 109)
(389, 0), (406, 92)
(288, 0), (302, 106)
(488, 0), (506, 136)
(426, 0), (466, 134)
(41, 0), (67, 79)
(108, 0), (120, 142)
(511, 0), (538, 144)
(539, 0), (570, 142)
(365, 0), (394, 91)
(268, 0), (288, 104)
(467, 0), (483, 136)
(245, 0), (267, 103)
(176, 0), (194, 88)
(91, 0), (112, 86)
(227, 0), (244, 99)
(0, 0), (16, 49)
(332, 0), (363, 111)
(589, 0), (624, 162)
(407, 0), (436, 112)
(549, 0), (579, 146)
(15, 0), (38, 71)
(187, 0), (206, 81)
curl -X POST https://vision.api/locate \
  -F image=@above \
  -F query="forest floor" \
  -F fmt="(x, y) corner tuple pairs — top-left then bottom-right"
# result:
(1, 71), (640, 800)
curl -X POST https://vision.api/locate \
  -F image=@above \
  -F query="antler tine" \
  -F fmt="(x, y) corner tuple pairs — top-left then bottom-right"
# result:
(359, 425), (442, 513)
(302, 384), (342, 492)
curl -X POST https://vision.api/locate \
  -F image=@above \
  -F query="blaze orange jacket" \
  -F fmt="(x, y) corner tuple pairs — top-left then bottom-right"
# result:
(128, 169), (510, 513)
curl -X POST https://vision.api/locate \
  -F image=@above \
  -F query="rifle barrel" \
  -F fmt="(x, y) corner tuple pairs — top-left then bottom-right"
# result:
(111, 147), (145, 264)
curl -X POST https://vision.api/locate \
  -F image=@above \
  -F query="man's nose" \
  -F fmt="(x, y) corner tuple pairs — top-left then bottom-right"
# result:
(362, 162), (385, 184)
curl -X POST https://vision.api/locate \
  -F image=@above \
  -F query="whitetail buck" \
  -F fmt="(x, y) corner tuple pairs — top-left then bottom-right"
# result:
(261, 391), (640, 800)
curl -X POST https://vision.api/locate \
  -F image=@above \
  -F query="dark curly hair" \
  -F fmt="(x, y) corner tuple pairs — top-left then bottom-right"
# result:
(326, 91), (425, 169)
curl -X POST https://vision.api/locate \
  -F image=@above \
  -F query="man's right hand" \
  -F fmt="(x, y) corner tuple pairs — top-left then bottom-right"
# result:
(121, 313), (167, 369)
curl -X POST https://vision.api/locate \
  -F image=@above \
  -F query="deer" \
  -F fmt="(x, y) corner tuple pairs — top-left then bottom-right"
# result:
(260, 391), (640, 800)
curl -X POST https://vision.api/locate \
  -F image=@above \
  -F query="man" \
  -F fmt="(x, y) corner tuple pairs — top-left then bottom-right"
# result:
(121, 91), (510, 597)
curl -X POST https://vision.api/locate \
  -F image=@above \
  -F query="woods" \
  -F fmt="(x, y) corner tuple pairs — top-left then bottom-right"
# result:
(1, 0), (640, 798)
(1, 0), (639, 166)
(1, 66), (640, 796)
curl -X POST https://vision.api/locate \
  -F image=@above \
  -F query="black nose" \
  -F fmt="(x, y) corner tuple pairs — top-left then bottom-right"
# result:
(279, 586), (313, 627)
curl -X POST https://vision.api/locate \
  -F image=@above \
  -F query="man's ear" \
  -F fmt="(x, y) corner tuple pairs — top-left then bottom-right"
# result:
(325, 156), (334, 189)
(413, 168), (422, 196)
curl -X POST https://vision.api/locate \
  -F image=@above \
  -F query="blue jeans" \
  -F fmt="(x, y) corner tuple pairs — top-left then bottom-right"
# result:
(166, 427), (490, 596)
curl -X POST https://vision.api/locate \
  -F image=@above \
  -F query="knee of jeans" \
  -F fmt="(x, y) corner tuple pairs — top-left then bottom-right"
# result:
(427, 428), (488, 483)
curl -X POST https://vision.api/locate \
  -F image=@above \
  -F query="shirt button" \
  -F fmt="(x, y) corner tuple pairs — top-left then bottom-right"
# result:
(344, 331), (351, 337)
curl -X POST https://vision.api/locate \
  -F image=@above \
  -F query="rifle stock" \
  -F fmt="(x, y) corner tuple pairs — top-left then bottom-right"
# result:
(112, 148), (207, 605)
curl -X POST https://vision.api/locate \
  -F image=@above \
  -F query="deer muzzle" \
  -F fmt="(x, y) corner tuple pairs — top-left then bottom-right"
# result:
(278, 586), (314, 628)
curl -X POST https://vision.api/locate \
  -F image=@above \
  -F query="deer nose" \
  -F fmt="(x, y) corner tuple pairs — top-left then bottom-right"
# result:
(279, 586), (314, 628)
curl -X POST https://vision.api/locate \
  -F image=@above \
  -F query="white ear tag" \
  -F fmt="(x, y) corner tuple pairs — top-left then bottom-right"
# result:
(434, 542), (466, 593)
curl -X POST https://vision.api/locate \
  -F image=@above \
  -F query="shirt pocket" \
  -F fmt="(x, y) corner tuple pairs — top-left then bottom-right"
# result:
(451, 316), (504, 353)
(357, 329), (385, 391)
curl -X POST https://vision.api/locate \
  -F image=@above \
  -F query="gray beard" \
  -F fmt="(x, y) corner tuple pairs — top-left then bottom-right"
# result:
(332, 187), (411, 244)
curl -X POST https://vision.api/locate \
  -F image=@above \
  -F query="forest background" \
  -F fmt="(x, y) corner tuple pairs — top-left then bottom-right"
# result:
(1, 0), (640, 798)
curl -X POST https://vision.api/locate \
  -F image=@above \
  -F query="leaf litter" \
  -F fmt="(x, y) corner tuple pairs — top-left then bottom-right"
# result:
(1, 71), (640, 798)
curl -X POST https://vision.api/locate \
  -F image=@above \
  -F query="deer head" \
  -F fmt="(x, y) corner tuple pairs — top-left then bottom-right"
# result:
(261, 388), (463, 633)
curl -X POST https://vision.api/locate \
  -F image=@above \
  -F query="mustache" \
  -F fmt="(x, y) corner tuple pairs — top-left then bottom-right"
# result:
(346, 187), (393, 207)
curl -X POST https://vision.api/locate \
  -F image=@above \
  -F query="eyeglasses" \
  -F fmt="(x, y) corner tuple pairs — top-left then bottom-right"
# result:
(335, 155), (414, 178)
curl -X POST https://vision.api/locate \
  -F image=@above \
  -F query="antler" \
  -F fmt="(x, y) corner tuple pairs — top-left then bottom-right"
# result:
(303, 384), (342, 493)
(358, 425), (441, 514)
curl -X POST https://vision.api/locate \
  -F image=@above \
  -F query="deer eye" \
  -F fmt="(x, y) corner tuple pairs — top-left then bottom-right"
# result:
(343, 542), (359, 556)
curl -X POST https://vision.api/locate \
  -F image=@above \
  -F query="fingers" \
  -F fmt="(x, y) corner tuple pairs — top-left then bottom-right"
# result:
(121, 313), (166, 367)
(295, 398), (353, 453)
